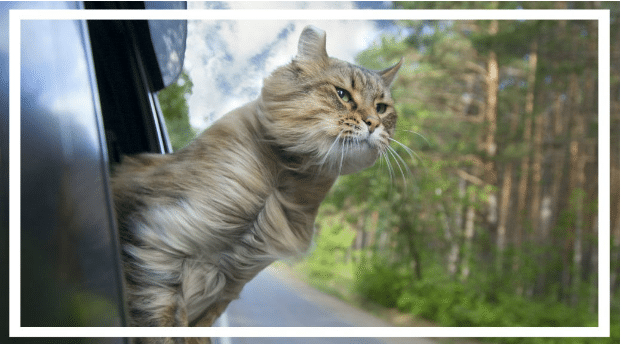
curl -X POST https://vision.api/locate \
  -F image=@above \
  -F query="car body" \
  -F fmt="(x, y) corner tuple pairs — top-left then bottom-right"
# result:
(2, 1), (192, 341)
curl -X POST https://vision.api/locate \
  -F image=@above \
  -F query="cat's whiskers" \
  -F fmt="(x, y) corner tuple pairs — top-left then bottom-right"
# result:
(338, 136), (349, 176)
(388, 137), (421, 166)
(318, 127), (346, 172)
(381, 148), (395, 185)
(396, 128), (432, 147)
(385, 145), (408, 187)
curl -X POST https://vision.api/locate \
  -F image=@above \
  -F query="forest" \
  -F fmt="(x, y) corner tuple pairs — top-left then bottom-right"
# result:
(159, 1), (619, 343)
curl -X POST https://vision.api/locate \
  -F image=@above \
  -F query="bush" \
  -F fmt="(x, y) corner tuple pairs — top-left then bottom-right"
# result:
(395, 269), (500, 327)
(305, 213), (357, 282)
(355, 257), (407, 308)
(359, 262), (599, 331)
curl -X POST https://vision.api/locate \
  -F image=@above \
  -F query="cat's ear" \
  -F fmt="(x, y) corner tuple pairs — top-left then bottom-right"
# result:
(379, 57), (404, 87)
(296, 25), (329, 64)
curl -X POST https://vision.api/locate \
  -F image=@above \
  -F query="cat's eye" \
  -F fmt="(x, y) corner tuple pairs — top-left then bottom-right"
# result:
(376, 103), (387, 114)
(336, 88), (352, 103)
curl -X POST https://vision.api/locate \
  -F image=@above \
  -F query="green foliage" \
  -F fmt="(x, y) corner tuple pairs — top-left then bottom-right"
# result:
(305, 209), (357, 281)
(356, 36), (407, 70)
(355, 256), (408, 308)
(359, 260), (598, 331)
(157, 70), (196, 150)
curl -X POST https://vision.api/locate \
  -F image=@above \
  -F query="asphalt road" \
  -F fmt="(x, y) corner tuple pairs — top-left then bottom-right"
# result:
(213, 265), (437, 344)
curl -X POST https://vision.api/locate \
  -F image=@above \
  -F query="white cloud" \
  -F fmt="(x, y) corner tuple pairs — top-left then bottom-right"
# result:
(184, 2), (386, 130)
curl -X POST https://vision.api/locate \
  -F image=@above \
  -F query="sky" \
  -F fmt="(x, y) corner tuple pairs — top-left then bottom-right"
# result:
(183, 1), (396, 130)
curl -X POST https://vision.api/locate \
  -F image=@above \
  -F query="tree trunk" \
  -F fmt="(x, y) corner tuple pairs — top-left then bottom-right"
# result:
(515, 41), (537, 296)
(550, 92), (568, 228)
(497, 163), (512, 272)
(577, 17), (599, 309)
(440, 201), (459, 277)
(517, 41), (537, 222)
(568, 72), (585, 307)
(530, 112), (544, 233)
(484, 20), (500, 274)
(589, 213), (598, 313)
(454, 177), (466, 276)
(460, 190), (476, 282)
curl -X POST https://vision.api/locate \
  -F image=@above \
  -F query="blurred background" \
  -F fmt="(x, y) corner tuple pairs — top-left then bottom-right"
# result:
(157, 1), (620, 342)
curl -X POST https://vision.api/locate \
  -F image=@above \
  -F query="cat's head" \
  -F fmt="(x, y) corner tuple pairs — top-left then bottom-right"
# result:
(260, 25), (402, 176)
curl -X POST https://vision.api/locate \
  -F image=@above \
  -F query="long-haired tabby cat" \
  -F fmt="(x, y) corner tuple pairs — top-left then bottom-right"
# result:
(112, 25), (402, 343)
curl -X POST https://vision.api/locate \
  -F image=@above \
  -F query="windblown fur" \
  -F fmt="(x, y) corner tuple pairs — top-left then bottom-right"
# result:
(112, 26), (402, 343)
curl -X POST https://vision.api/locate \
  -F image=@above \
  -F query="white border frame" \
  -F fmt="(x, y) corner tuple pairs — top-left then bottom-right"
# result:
(9, 8), (611, 339)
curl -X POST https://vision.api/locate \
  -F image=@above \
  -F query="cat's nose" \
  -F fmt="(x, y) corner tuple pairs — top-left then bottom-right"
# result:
(365, 117), (380, 133)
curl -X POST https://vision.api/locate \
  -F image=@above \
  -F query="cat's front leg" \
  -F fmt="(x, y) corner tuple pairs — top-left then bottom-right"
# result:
(190, 300), (231, 327)
(129, 285), (193, 344)
(128, 284), (188, 327)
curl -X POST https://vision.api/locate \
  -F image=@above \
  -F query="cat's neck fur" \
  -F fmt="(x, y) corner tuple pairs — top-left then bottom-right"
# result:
(184, 98), (337, 218)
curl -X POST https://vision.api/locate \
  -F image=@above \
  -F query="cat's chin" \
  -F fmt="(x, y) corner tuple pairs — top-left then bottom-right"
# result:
(339, 159), (376, 175)
(336, 144), (381, 175)
(313, 136), (384, 176)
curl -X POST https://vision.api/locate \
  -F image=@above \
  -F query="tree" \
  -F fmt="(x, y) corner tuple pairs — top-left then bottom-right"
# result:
(157, 70), (196, 151)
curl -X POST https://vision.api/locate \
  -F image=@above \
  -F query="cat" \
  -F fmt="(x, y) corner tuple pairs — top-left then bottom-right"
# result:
(111, 25), (402, 343)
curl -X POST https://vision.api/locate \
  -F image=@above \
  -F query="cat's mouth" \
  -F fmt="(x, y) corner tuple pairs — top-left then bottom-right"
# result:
(344, 135), (386, 153)
(320, 132), (387, 175)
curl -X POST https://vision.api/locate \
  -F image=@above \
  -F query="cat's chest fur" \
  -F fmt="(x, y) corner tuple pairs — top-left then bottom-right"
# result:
(113, 102), (333, 325)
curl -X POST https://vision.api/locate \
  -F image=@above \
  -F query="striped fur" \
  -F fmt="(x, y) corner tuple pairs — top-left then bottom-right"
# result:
(112, 26), (402, 343)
